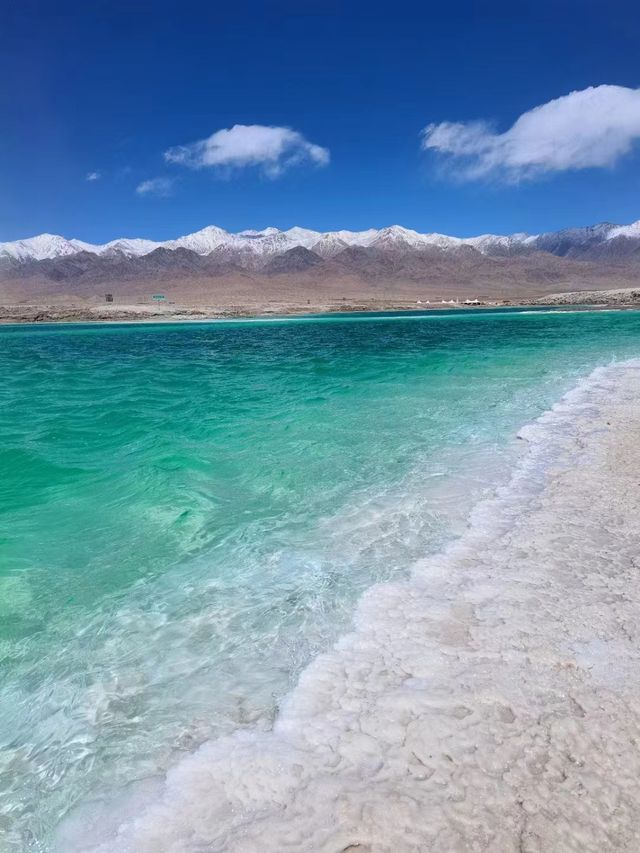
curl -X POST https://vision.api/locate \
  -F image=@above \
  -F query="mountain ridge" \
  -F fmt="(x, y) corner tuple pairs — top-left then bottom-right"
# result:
(3, 219), (640, 267)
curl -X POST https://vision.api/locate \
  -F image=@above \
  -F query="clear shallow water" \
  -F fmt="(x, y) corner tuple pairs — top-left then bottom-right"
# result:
(1, 308), (640, 850)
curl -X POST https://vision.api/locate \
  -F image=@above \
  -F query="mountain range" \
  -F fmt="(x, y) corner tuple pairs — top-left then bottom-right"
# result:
(2, 221), (640, 307)
(3, 221), (640, 265)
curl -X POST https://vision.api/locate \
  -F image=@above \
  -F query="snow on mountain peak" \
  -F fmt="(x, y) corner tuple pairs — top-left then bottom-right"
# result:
(163, 225), (230, 254)
(1, 220), (639, 264)
(465, 232), (537, 253)
(101, 238), (163, 257)
(0, 233), (98, 262)
(239, 227), (282, 238)
(283, 227), (322, 247)
(607, 220), (640, 240)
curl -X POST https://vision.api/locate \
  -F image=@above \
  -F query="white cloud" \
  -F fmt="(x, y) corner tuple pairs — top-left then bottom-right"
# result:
(164, 124), (330, 177)
(136, 177), (174, 197)
(421, 85), (640, 182)
(86, 171), (101, 181)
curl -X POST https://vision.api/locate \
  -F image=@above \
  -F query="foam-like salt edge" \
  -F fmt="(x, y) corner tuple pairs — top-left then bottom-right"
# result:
(57, 359), (640, 853)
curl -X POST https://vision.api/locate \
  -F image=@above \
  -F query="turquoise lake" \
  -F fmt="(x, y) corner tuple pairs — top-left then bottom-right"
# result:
(2, 308), (640, 850)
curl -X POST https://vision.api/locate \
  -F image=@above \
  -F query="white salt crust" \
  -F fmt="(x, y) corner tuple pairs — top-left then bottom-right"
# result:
(58, 360), (640, 853)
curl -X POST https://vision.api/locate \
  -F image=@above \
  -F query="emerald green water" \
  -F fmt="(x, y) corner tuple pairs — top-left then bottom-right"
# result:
(2, 308), (640, 851)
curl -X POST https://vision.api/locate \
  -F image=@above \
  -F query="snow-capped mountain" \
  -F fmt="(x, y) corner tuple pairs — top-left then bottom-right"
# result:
(100, 238), (163, 257)
(604, 221), (640, 240)
(0, 234), (100, 262)
(465, 233), (538, 255)
(0, 223), (507, 264)
(1, 220), (639, 266)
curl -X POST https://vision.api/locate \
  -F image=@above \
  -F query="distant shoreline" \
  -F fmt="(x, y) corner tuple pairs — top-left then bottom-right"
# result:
(1, 289), (640, 325)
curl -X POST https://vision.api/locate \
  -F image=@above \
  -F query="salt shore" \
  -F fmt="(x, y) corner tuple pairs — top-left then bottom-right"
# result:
(59, 360), (640, 853)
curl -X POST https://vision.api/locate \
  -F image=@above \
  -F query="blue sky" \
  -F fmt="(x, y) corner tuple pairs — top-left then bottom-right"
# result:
(2, 0), (640, 242)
